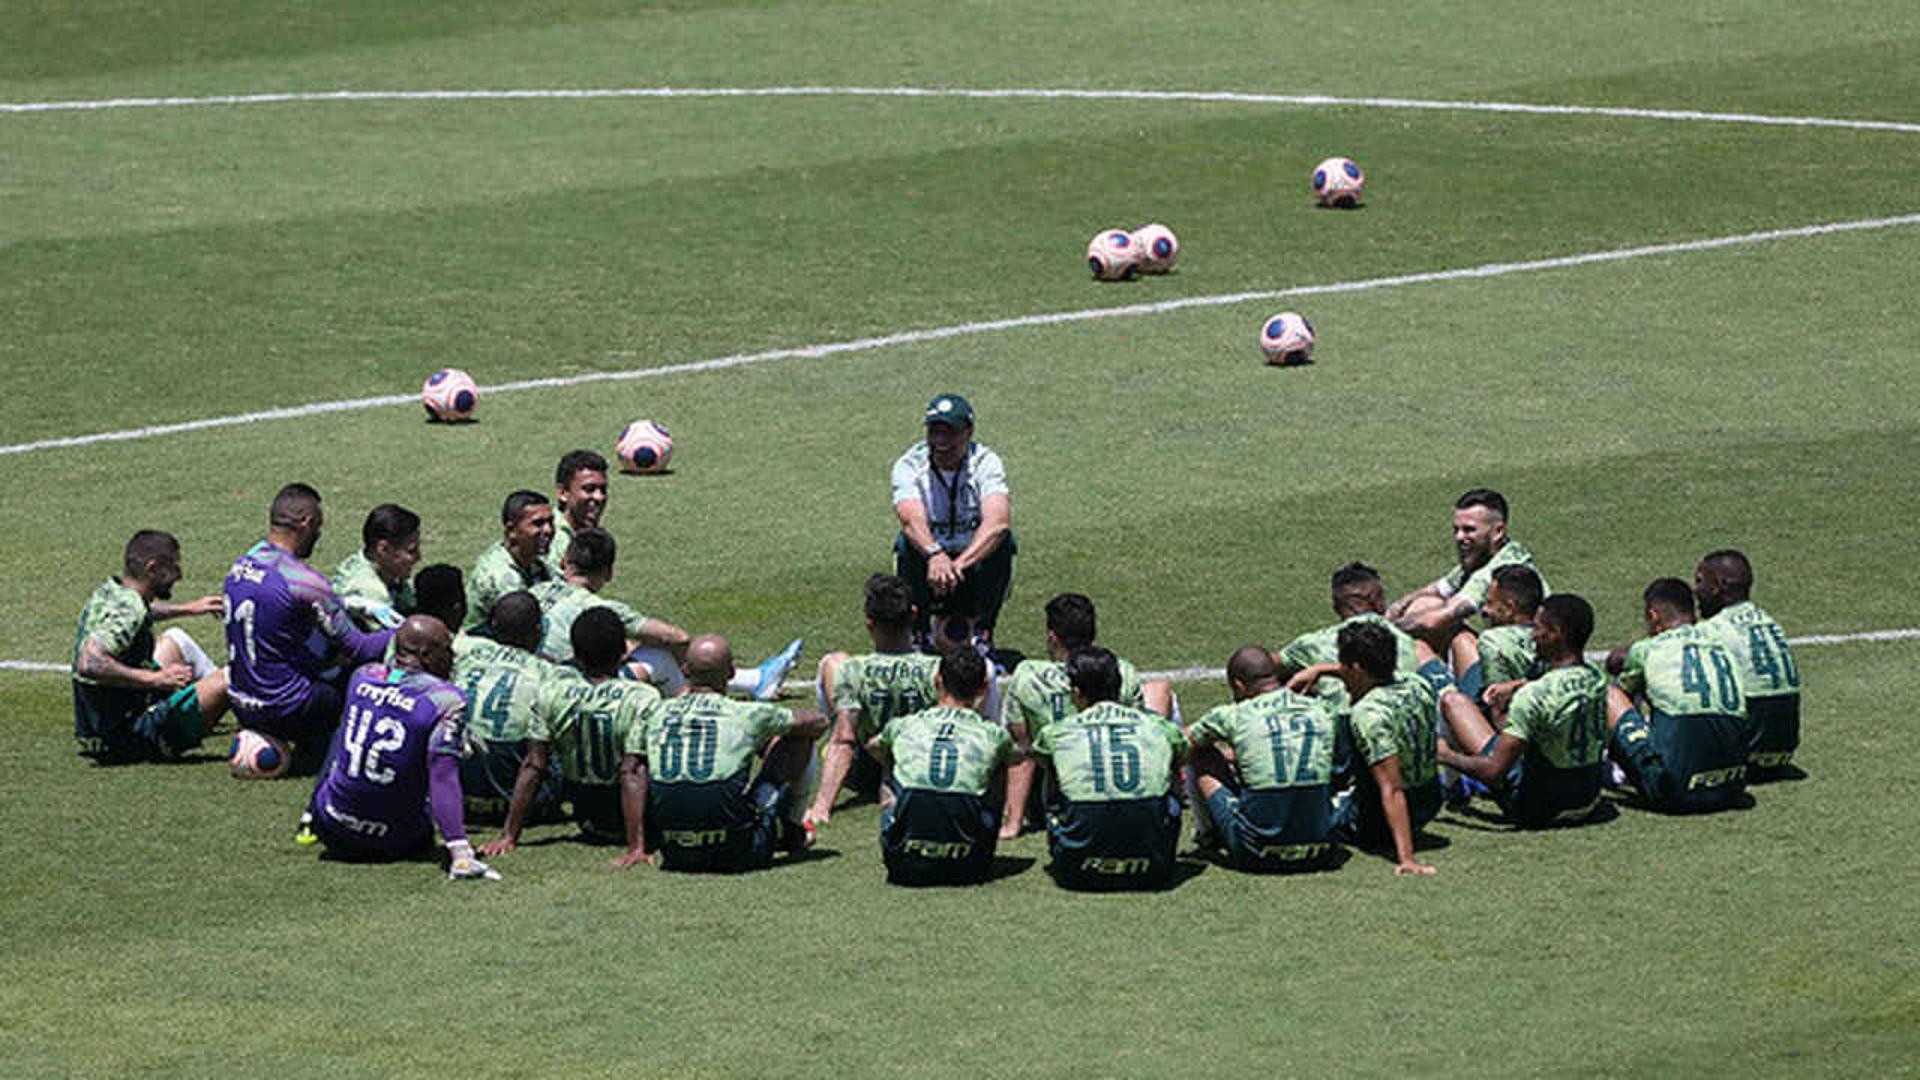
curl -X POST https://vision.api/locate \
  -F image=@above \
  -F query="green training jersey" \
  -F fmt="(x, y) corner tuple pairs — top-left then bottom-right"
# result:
(1276, 613), (1419, 709)
(1620, 623), (1747, 720)
(1442, 538), (1546, 612)
(1035, 700), (1186, 803)
(1188, 688), (1337, 790)
(1347, 676), (1441, 791)
(833, 651), (941, 742)
(644, 693), (796, 787)
(876, 705), (1013, 797)
(1701, 602), (1800, 701)
(451, 637), (567, 744)
(1506, 663), (1609, 770)
(71, 578), (154, 685)
(529, 579), (650, 664)
(1003, 656), (1145, 741)
(549, 516), (577, 577)
(1478, 623), (1542, 685)
(464, 541), (556, 631)
(332, 550), (414, 631)
(532, 675), (660, 787)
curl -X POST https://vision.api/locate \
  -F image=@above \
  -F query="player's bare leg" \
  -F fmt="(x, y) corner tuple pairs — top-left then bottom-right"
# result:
(805, 652), (856, 826)
(1439, 688), (1495, 754)
(1186, 744), (1235, 852)
(998, 756), (1034, 839)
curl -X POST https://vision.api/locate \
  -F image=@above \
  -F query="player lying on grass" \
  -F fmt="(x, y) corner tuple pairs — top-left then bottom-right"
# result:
(1185, 645), (1340, 873)
(482, 606), (660, 868)
(332, 503), (420, 632)
(1694, 549), (1801, 777)
(302, 615), (499, 881)
(464, 490), (556, 633)
(1388, 488), (1547, 651)
(1436, 594), (1608, 829)
(72, 530), (229, 763)
(1001, 593), (1174, 839)
(808, 574), (941, 826)
(1605, 578), (1752, 814)
(1328, 621), (1441, 876)
(1034, 647), (1188, 891)
(550, 449), (609, 565)
(1275, 561), (1420, 710)
(867, 647), (1016, 886)
(642, 633), (827, 872)
(451, 591), (568, 825)
(1433, 564), (1546, 724)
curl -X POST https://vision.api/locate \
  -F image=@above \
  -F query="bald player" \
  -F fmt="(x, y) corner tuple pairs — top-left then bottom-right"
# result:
(1389, 488), (1546, 650)
(1695, 550), (1801, 776)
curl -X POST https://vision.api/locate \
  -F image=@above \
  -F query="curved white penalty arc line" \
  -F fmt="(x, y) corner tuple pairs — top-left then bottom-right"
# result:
(1, 85), (1918, 135)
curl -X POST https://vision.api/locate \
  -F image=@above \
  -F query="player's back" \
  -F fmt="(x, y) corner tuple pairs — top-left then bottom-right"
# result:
(223, 541), (327, 716)
(538, 673), (657, 835)
(1623, 624), (1750, 808)
(1278, 614), (1419, 708)
(1192, 688), (1337, 861)
(1701, 601), (1801, 771)
(1343, 676), (1444, 834)
(644, 693), (795, 861)
(836, 651), (940, 741)
(312, 663), (466, 853)
(1005, 656), (1145, 741)
(1500, 663), (1607, 828)
(1037, 701), (1186, 888)
(877, 704), (1013, 882)
(452, 637), (563, 816)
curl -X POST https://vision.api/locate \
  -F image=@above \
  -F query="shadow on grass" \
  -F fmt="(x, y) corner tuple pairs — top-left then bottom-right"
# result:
(1043, 856), (1208, 893)
(1192, 845), (1354, 875)
(1749, 764), (1809, 784)
(882, 853), (1037, 888)
(1603, 789), (1759, 815)
(1440, 799), (1622, 832)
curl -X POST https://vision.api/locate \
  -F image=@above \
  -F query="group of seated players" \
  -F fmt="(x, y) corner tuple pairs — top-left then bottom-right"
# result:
(71, 469), (1802, 886)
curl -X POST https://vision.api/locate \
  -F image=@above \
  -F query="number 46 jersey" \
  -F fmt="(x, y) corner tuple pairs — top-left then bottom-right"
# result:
(310, 663), (468, 855)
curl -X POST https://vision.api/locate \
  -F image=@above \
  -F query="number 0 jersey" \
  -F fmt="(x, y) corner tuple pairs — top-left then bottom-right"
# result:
(876, 704), (1014, 797)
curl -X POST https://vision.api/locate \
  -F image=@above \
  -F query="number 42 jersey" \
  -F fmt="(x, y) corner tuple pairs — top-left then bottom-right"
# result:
(310, 663), (468, 854)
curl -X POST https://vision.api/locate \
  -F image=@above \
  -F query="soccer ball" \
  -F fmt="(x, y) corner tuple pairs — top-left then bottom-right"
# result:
(421, 368), (479, 422)
(616, 420), (674, 474)
(1086, 229), (1141, 281)
(1259, 312), (1315, 365)
(1311, 156), (1365, 208)
(1131, 223), (1179, 274)
(229, 729), (291, 780)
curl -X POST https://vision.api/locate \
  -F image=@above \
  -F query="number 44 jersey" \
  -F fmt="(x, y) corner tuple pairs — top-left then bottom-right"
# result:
(310, 663), (468, 855)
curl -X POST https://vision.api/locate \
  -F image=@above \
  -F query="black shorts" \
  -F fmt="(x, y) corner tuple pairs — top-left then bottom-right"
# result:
(1045, 795), (1181, 890)
(1609, 709), (1748, 813)
(648, 776), (780, 873)
(881, 788), (1000, 885)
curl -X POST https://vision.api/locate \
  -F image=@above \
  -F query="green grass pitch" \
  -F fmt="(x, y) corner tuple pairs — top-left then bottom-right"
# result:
(4, 2), (1919, 1075)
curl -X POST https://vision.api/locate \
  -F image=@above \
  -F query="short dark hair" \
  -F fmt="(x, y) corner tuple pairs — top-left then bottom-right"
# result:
(1537, 594), (1595, 655)
(564, 527), (617, 577)
(571, 606), (628, 676)
(413, 564), (465, 626)
(1701, 548), (1754, 601)
(501, 489), (550, 527)
(555, 449), (608, 488)
(270, 483), (322, 529)
(123, 530), (179, 575)
(1065, 646), (1122, 705)
(361, 504), (420, 554)
(1337, 620), (1397, 682)
(1046, 593), (1098, 651)
(489, 591), (542, 652)
(1455, 487), (1509, 523)
(1330, 561), (1383, 613)
(938, 647), (988, 702)
(1643, 577), (1696, 620)
(863, 574), (914, 629)
(1490, 565), (1544, 615)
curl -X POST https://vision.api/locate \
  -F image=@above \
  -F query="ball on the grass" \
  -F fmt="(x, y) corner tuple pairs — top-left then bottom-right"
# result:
(616, 420), (674, 474)
(1259, 311), (1315, 365)
(421, 368), (479, 421)
(1311, 156), (1365, 208)
(1086, 229), (1141, 281)
(229, 728), (291, 780)
(1130, 223), (1179, 274)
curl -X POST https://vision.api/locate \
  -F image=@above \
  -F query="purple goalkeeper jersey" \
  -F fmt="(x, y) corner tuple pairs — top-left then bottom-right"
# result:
(224, 540), (392, 721)
(311, 663), (469, 853)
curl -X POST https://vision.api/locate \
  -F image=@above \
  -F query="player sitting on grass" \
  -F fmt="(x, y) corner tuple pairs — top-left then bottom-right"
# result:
(72, 530), (229, 763)
(1605, 578), (1752, 814)
(808, 574), (941, 827)
(1331, 621), (1441, 876)
(1388, 488), (1546, 651)
(550, 449), (609, 566)
(1185, 646), (1340, 873)
(332, 503), (420, 632)
(1001, 593), (1174, 839)
(482, 607), (660, 868)
(303, 615), (499, 881)
(1275, 561), (1420, 709)
(451, 592), (568, 825)
(867, 648), (1016, 886)
(464, 490), (556, 633)
(1436, 594), (1608, 829)
(1035, 647), (1189, 891)
(641, 634), (828, 872)
(1695, 550), (1802, 777)
(1443, 564), (1546, 723)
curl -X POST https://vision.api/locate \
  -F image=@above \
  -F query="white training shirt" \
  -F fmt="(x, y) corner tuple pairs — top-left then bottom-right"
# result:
(891, 440), (1009, 554)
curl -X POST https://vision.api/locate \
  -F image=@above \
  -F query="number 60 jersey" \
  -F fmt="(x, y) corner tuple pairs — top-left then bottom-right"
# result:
(311, 663), (468, 855)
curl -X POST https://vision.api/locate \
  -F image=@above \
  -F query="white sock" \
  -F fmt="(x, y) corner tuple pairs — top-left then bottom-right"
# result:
(163, 627), (216, 681)
(726, 667), (758, 695)
(628, 646), (686, 696)
(1168, 692), (1184, 729)
(983, 674), (1004, 725)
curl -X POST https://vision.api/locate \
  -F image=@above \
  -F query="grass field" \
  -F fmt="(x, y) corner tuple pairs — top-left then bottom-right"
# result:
(4, 2), (1919, 1075)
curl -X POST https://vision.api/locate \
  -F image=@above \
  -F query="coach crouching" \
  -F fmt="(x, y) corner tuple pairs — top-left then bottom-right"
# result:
(891, 393), (1016, 656)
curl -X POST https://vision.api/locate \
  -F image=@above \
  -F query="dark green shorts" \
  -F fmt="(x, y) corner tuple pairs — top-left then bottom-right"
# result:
(1609, 709), (1748, 813)
(649, 777), (779, 873)
(73, 681), (206, 763)
(1747, 694), (1800, 772)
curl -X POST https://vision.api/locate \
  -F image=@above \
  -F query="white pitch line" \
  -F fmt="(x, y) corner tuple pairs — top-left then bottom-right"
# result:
(2, 85), (1918, 135)
(6, 211), (1920, 460)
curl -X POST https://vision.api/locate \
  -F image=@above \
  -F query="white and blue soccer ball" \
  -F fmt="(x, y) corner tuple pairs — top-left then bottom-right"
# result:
(1086, 228), (1141, 281)
(1130, 223), (1179, 274)
(229, 729), (292, 780)
(1259, 311), (1315, 365)
(421, 368), (479, 422)
(1312, 156), (1365, 208)
(616, 420), (674, 474)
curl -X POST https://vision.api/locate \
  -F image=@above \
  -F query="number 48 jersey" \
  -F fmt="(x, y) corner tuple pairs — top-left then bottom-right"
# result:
(310, 663), (467, 853)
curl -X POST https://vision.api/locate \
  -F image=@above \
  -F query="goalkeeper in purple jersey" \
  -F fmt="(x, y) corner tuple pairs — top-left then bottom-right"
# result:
(223, 484), (392, 753)
(305, 616), (498, 880)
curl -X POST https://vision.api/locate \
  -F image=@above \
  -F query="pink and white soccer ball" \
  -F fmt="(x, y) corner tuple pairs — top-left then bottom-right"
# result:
(229, 729), (292, 780)
(421, 368), (479, 421)
(1311, 156), (1365, 208)
(616, 420), (674, 474)
(1086, 229), (1141, 281)
(1130, 223), (1179, 274)
(1259, 312), (1315, 365)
